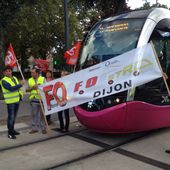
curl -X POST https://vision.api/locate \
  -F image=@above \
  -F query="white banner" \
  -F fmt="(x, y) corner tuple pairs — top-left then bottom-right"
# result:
(39, 44), (162, 115)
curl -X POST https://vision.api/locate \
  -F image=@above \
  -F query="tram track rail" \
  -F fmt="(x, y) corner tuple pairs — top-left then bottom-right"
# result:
(0, 120), (86, 152)
(1, 123), (170, 170)
(46, 129), (170, 170)
(114, 148), (170, 170)
(46, 131), (152, 170)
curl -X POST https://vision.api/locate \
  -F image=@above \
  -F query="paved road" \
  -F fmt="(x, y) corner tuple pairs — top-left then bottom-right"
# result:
(0, 93), (170, 169)
(0, 117), (169, 170)
(0, 93), (75, 122)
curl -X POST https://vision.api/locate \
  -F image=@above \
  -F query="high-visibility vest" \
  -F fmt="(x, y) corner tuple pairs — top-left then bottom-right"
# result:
(28, 76), (45, 100)
(1, 76), (23, 104)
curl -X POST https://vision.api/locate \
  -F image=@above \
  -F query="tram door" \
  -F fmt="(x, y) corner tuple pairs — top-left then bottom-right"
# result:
(134, 22), (170, 105)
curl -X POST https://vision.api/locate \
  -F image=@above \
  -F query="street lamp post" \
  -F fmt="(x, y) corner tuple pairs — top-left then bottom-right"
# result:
(64, 0), (70, 50)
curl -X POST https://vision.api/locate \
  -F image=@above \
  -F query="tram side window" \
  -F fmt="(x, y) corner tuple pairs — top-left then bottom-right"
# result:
(144, 36), (166, 90)
(164, 39), (170, 86)
(135, 31), (170, 105)
(152, 39), (167, 72)
(151, 35), (170, 87)
(147, 29), (170, 84)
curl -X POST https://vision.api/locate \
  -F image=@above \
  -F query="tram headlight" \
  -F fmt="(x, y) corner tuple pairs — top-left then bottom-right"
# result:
(87, 100), (94, 108)
(107, 99), (112, 105)
(115, 98), (120, 103)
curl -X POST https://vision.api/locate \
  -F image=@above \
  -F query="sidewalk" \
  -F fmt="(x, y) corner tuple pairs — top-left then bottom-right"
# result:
(0, 115), (83, 150)
(1, 88), (170, 169)
(0, 115), (170, 170)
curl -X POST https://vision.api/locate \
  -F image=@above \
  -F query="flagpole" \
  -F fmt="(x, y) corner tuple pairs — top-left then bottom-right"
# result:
(73, 64), (76, 73)
(150, 42), (170, 96)
(37, 91), (50, 133)
(16, 59), (25, 81)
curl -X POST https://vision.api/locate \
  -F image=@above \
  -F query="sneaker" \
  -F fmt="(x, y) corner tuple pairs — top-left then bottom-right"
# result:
(165, 150), (170, 154)
(42, 130), (47, 134)
(8, 134), (16, 139)
(14, 131), (20, 135)
(29, 130), (38, 134)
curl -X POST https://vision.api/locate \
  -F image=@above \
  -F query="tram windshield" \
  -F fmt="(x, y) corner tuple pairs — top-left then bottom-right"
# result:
(77, 13), (170, 111)
(78, 19), (145, 68)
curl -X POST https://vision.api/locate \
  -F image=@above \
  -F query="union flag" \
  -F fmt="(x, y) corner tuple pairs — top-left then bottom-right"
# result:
(64, 41), (81, 65)
(34, 59), (49, 72)
(5, 43), (17, 67)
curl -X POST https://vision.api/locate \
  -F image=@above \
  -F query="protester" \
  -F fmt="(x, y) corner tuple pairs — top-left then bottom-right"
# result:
(57, 70), (70, 133)
(45, 70), (53, 125)
(1, 66), (25, 139)
(26, 67), (47, 134)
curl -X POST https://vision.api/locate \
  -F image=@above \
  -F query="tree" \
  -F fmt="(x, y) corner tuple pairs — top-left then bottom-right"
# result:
(136, 2), (168, 10)
(70, 0), (129, 32)
(89, 0), (128, 19)
(3, 0), (129, 71)
(5, 0), (80, 70)
(0, 0), (25, 76)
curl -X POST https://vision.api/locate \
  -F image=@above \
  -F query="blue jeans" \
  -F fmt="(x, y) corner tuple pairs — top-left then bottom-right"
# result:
(7, 103), (19, 135)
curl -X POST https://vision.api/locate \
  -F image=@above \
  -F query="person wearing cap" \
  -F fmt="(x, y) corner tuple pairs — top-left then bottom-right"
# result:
(26, 67), (47, 134)
(1, 66), (25, 139)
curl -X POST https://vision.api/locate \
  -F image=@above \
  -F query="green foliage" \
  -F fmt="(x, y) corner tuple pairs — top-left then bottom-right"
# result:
(70, 0), (129, 31)
(136, 2), (169, 10)
(4, 0), (81, 70)
(0, 0), (25, 27)
(1, 0), (129, 71)
(0, 0), (25, 74)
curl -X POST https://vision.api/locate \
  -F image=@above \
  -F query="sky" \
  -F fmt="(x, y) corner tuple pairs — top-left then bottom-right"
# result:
(127, 0), (170, 9)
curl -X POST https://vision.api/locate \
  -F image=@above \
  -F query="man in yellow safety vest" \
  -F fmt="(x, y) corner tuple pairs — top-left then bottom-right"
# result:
(26, 67), (47, 134)
(1, 66), (25, 139)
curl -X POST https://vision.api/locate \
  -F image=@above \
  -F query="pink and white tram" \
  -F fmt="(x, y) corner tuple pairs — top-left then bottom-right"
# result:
(74, 8), (170, 133)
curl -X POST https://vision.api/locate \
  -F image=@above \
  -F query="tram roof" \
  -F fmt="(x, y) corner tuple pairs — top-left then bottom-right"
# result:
(102, 8), (170, 23)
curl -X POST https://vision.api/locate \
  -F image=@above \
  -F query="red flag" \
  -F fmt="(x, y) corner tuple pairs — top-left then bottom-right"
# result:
(34, 59), (49, 72)
(64, 41), (81, 65)
(5, 43), (17, 67)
